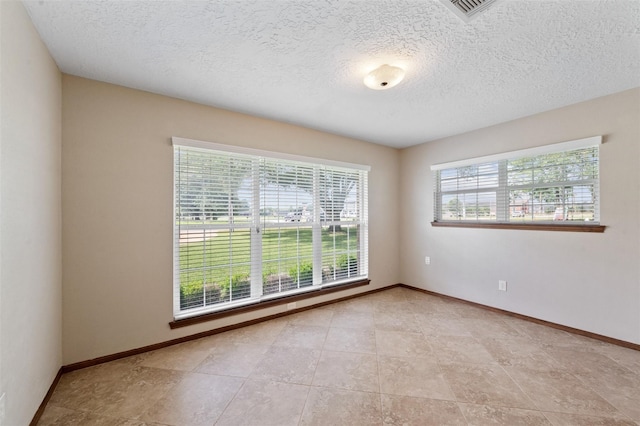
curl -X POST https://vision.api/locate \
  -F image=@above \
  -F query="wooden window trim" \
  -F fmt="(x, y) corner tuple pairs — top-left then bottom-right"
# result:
(431, 221), (605, 233)
(169, 278), (370, 329)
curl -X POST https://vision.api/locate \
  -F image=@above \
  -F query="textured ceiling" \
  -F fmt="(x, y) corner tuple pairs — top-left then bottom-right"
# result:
(23, 0), (640, 148)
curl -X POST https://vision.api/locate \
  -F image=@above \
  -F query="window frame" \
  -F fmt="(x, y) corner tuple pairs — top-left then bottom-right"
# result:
(430, 136), (605, 232)
(172, 137), (370, 321)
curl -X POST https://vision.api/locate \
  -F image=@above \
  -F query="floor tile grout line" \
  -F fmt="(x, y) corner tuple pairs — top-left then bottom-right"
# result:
(470, 331), (549, 414)
(537, 407), (638, 425)
(212, 376), (250, 426)
(455, 400), (471, 426)
(494, 362), (546, 413)
(535, 339), (638, 418)
(135, 369), (193, 424)
(292, 382), (312, 426)
(375, 342), (384, 426)
(565, 365), (639, 423)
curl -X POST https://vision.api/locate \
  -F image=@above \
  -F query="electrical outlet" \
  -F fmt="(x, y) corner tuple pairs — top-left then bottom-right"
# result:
(287, 302), (297, 310)
(424, 256), (431, 265)
(498, 280), (507, 291)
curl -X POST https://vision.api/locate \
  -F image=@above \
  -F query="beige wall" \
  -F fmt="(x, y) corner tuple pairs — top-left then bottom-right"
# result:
(400, 88), (640, 344)
(0, 2), (62, 424)
(61, 75), (401, 364)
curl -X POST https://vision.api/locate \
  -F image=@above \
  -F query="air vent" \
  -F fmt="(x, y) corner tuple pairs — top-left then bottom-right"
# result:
(440, 0), (500, 23)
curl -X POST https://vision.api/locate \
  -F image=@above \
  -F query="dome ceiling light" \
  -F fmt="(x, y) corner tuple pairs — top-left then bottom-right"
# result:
(363, 64), (405, 90)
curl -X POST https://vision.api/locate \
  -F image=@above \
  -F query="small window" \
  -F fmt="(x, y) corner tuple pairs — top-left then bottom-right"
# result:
(173, 137), (369, 320)
(432, 136), (601, 225)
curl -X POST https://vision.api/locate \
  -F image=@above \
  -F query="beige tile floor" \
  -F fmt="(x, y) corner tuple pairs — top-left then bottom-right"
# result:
(38, 287), (640, 425)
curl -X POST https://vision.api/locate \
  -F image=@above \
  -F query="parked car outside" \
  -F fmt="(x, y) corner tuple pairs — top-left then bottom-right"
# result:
(285, 209), (311, 222)
(553, 207), (564, 221)
(284, 206), (326, 222)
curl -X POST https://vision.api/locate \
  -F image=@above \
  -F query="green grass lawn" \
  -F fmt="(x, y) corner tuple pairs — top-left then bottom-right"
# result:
(179, 225), (359, 295)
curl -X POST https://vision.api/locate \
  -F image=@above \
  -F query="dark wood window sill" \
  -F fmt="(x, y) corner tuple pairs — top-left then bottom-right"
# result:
(431, 221), (605, 233)
(169, 279), (370, 329)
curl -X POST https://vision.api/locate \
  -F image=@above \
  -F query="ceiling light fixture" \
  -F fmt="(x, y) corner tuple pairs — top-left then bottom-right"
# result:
(363, 64), (405, 90)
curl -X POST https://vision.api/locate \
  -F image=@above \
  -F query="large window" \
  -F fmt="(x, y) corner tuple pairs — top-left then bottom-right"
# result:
(173, 137), (369, 319)
(432, 136), (601, 226)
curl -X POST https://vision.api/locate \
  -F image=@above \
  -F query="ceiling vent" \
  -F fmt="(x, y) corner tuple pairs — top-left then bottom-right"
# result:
(440, 0), (500, 23)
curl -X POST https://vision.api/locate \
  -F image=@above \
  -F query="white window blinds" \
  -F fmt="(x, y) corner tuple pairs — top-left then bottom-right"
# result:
(173, 138), (369, 319)
(432, 136), (601, 225)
